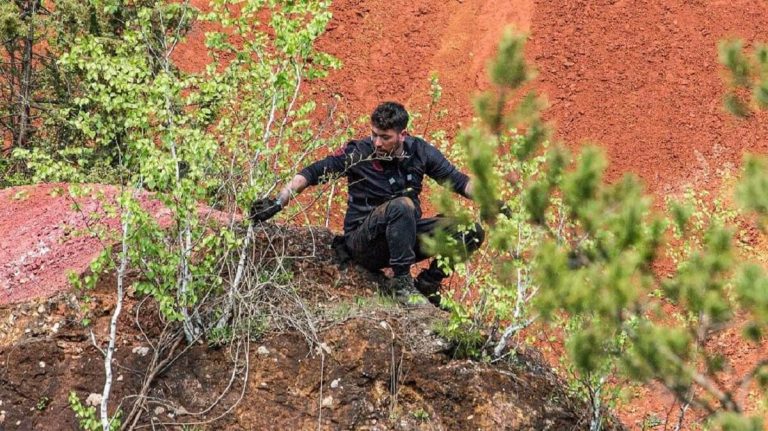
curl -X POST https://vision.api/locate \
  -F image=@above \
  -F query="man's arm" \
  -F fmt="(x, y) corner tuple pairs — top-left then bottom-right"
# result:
(423, 142), (472, 198)
(276, 174), (309, 207)
(251, 142), (354, 223)
(463, 179), (474, 199)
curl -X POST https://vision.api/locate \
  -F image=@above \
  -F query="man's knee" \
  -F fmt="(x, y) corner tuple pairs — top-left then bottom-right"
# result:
(386, 196), (416, 217)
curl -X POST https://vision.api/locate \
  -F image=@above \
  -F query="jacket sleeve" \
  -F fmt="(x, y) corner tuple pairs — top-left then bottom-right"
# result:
(423, 142), (471, 198)
(298, 142), (360, 185)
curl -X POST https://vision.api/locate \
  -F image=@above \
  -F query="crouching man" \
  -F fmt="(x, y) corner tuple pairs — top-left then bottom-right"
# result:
(251, 101), (484, 307)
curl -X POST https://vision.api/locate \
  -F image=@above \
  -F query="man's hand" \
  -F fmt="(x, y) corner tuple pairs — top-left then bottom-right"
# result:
(498, 200), (513, 219)
(250, 197), (282, 223)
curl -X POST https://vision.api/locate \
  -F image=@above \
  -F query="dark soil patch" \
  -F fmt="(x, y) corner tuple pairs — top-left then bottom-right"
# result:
(0, 224), (610, 430)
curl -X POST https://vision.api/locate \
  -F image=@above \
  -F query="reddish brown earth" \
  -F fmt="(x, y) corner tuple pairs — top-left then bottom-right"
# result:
(0, 227), (609, 430)
(4, 0), (768, 429)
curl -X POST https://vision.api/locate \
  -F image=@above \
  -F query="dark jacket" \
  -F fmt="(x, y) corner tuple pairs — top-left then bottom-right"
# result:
(298, 135), (470, 234)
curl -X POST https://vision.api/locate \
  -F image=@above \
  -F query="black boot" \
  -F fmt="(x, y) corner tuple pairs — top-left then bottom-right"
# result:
(415, 269), (444, 308)
(387, 274), (429, 307)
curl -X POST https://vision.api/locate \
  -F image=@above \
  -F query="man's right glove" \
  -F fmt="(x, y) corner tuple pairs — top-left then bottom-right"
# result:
(250, 197), (282, 223)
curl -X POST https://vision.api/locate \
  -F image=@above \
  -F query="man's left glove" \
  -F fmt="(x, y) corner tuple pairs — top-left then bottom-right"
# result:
(497, 200), (513, 219)
(250, 197), (282, 223)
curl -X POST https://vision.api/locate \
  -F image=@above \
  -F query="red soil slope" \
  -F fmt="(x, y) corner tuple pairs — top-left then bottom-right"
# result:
(311, 0), (768, 195)
(0, 184), (170, 304)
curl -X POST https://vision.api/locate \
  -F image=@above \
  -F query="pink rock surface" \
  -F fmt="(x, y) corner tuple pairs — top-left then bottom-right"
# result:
(0, 183), (233, 305)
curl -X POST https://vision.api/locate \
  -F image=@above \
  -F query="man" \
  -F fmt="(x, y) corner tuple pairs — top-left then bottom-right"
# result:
(250, 102), (484, 307)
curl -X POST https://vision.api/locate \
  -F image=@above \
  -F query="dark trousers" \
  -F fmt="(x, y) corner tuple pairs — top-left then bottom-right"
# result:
(344, 197), (484, 282)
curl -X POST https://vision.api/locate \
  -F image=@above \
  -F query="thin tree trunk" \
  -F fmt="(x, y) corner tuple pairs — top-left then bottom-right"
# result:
(16, 0), (38, 148)
(101, 201), (131, 431)
(5, 45), (19, 147)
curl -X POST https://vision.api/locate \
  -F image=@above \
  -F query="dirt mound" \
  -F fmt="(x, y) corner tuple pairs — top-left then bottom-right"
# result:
(0, 225), (609, 430)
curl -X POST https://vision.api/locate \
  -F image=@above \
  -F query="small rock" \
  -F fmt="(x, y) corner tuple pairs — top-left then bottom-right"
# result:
(260, 382), (268, 388)
(318, 343), (332, 354)
(467, 415), (474, 420)
(38, 361), (45, 368)
(37, 304), (45, 314)
(132, 346), (150, 357)
(154, 406), (166, 415)
(379, 321), (388, 329)
(117, 375), (123, 382)
(257, 346), (270, 356)
(86, 393), (102, 407)
(51, 323), (61, 333)
(321, 396), (333, 408)
(16, 420), (20, 426)
(330, 379), (340, 389)
(175, 406), (189, 416)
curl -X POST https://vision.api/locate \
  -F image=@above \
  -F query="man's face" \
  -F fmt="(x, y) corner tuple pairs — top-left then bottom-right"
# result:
(371, 126), (406, 157)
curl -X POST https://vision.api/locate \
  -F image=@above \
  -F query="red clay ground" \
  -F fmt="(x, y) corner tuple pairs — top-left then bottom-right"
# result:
(4, 0), (768, 429)
(0, 184), (169, 304)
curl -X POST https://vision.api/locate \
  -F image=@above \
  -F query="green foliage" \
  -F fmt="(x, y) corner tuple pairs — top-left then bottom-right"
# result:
(708, 413), (764, 431)
(435, 27), (768, 423)
(411, 408), (430, 421)
(68, 392), (121, 431)
(36, 396), (51, 411)
(429, 28), (554, 364)
(0, 0), (134, 185)
(718, 39), (768, 116)
(736, 155), (768, 221)
(488, 28), (531, 89)
(50, 0), (338, 338)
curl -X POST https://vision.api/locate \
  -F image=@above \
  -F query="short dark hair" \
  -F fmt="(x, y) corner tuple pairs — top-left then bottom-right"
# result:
(371, 101), (409, 132)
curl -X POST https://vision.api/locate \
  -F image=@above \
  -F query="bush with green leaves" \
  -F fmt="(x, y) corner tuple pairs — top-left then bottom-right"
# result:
(1, 0), (152, 186)
(425, 28), (554, 361)
(429, 28), (768, 428)
(719, 39), (768, 118)
(47, 0), (341, 427)
(52, 0), (339, 338)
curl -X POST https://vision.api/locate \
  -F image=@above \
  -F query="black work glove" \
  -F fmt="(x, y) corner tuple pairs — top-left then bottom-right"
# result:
(250, 197), (282, 223)
(497, 200), (513, 219)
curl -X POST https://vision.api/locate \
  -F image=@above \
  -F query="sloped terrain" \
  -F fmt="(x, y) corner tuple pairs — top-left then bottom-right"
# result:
(0, 224), (610, 430)
(4, 0), (768, 429)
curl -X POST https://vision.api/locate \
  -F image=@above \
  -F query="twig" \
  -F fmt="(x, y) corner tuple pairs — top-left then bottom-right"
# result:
(317, 351), (325, 431)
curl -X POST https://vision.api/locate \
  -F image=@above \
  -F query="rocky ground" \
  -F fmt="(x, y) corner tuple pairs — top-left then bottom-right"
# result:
(0, 222), (612, 430)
